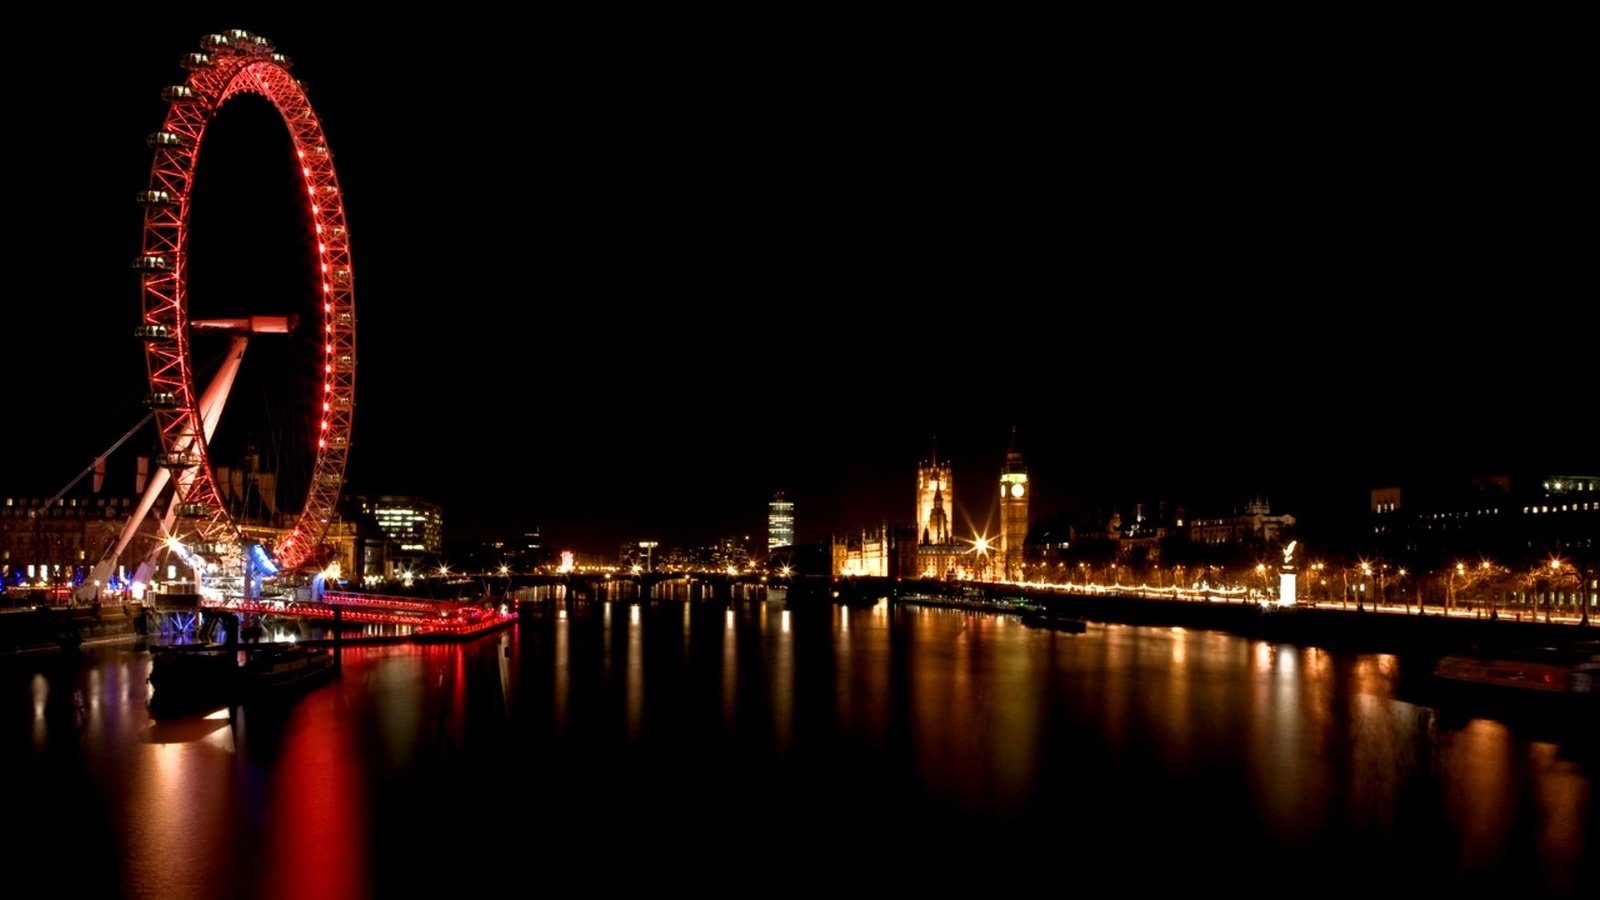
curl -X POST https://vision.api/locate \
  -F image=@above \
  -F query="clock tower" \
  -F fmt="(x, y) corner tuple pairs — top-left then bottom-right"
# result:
(998, 428), (1028, 581)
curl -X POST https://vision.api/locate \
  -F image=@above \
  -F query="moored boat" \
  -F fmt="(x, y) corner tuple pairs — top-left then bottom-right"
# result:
(1432, 642), (1598, 696)
(241, 643), (336, 700)
(148, 641), (337, 715)
(1019, 605), (1088, 634)
(147, 644), (242, 716)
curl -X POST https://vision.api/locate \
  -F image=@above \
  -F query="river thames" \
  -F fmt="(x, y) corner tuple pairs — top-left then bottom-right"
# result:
(3, 601), (1594, 898)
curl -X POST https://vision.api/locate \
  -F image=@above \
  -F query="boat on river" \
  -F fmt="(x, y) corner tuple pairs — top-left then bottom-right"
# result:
(1019, 605), (1088, 634)
(1431, 642), (1599, 698)
(240, 643), (336, 700)
(148, 641), (335, 715)
(147, 644), (240, 716)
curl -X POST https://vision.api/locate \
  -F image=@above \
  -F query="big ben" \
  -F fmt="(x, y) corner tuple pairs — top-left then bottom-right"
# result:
(998, 429), (1028, 581)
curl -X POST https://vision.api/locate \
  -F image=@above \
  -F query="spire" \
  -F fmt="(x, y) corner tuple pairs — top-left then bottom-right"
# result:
(930, 435), (938, 467)
(1004, 426), (1025, 470)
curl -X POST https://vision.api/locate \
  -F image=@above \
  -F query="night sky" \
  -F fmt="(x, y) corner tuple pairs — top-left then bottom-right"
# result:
(7, 17), (1589, 553)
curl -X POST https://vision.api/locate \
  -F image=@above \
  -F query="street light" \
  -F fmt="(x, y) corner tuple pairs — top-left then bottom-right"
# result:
(965, 534), (994, 581)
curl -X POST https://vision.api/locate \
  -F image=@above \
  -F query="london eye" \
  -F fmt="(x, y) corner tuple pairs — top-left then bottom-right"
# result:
(85, 30), (355, 598)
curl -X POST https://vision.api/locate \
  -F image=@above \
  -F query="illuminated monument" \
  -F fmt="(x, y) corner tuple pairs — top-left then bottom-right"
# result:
(998, 429), (1028, 581)
(1279, 540), (1297, 606)
(915, 444), (964, 578)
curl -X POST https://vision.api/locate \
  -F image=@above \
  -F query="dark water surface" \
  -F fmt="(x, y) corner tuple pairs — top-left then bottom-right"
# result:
(4, 601), (1595, 898)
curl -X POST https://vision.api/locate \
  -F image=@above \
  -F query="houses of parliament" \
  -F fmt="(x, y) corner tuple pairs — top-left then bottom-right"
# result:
(831, 434), (1029, 581)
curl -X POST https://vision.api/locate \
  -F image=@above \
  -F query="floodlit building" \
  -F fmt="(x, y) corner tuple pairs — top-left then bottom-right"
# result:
(355, 495), (442, 556)
(998, 429), (1029, 580)
(832, 525), (892, 577)
(915, 446), (967, 579)
(768, 491), (795, 551)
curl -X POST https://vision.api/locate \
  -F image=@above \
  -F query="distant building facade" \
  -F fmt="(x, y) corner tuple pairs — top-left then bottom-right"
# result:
(1190, 498), (1295, 546)
(1, 495), (154, 593)
(1369, 473), (1598, 564)
(354, 495), (442, 570)
(768, 491), (795, 551)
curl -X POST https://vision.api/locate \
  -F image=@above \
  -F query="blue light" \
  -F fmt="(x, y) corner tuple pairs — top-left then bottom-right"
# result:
(248, 543), (280, 577)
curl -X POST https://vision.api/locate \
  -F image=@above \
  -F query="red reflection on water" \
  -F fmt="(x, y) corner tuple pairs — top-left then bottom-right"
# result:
(262, 688), (369, 900)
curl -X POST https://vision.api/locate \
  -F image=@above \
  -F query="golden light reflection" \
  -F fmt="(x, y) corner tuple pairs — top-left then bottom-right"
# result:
(626, 600), (642, 745)
(773, 603), (794, 756)
(86, 668), (101, 717)
(988, 628), (1041, 816)
(721, 606), (737, 732)
(31, 674), (47, 750)
(1164, 628), (1192, 776)
(683, 603), (692, 660)
(1527, 741), (1590, 895)
(553, 601), (569, 733)
(1441, 717), (1514, 872)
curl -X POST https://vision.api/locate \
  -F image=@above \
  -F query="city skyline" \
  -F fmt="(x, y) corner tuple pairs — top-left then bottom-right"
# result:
(5, 18), (1589, 551)
(2, 21), (1595, 899)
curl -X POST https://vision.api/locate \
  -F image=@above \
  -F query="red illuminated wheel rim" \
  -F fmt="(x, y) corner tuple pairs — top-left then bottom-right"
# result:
(135, 31), (353, 571)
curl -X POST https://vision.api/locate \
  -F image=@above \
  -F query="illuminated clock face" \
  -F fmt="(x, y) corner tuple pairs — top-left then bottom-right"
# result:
(1010, 483), (1025, 498)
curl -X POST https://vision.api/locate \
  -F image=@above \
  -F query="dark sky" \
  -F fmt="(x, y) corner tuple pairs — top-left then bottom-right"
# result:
(7, 16), (1590, 553)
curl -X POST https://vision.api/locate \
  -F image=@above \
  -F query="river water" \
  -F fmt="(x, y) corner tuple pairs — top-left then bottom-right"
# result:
(3, 601), (1594, 898)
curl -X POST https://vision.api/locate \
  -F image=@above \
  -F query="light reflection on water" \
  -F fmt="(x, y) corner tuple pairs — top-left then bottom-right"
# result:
(3, 603), (1595, 897)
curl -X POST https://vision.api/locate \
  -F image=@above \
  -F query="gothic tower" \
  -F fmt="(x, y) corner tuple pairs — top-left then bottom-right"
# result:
(917, 442), (954, 546)
(998, 427), (1028, 580)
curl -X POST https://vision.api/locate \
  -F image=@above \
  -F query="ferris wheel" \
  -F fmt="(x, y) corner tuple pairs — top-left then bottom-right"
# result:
(86, 30), (355, 597)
